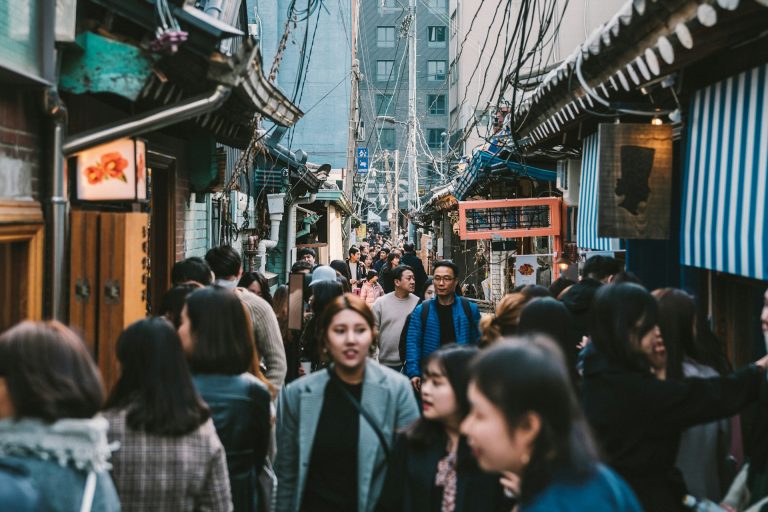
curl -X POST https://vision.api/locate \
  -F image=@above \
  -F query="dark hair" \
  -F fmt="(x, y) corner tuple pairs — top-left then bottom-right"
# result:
(549, 277), (575, 298)
(310, 280), (345, 315)
(590, 283), (657, 373)
(318, 294), (378, 357)
(366, 269), (378, 281)
(297, 247), (316, 259)
(291, 260), (313, 273)
(238, 271), (273, 306)
(0, 321), (103, 422)
(185, 287), (254, 374)
(422, 277), (434, 295)
(171, 257), (213, 286)
(470, 336), (598, 502)
(519, 298), (579, 384)
(403, 242), (415, 253)
(581, 255), (621, 281)
(386, 252), (400, 264)
(407, 345), (478, 468)
(652, 288), (730, 379)
(272, 285), (290, 343)
(611, 271), (643, 286)
(360, 254), (368, 264)
(513, 285), (552, 300)
(159, 284), (201, 329)
(336, 275), (352, 293)
(205, 246), (242, 279)
(105, 318), (210, 436)
(392, 264), (414, 282)
(330, 259), (351, 280)
(433, 260), (459, 277)
(349, 246), (360, 256)
(381, 247), (391, 256)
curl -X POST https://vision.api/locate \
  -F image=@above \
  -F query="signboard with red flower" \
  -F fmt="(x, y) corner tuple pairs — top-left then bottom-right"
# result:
(76, 138), (147, 201)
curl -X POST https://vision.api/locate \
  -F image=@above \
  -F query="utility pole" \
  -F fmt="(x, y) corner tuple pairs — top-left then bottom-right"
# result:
(382, 151), (395, 237)
(406, 0), (417, 242)
(344, 0), (360, 249)
(393, 149), (400, 241)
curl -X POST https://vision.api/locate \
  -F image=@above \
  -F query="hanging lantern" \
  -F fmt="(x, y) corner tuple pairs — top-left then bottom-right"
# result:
(75, 138), (147, 201)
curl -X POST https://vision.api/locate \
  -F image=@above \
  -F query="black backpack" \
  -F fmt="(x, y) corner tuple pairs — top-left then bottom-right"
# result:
(398, 298), (474, 363)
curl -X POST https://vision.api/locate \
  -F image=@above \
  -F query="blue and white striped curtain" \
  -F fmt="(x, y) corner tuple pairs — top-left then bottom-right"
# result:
(577, 132), (620, 251)
(681, 63), (768, 280)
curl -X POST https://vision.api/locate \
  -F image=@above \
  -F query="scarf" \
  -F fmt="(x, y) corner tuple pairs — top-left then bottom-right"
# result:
(435, 449), (457, 512)
(0, 416), (116, 472)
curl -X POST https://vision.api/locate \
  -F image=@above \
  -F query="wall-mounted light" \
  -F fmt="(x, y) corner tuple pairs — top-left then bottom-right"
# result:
(75, 138), (147, 201)
(556, 256), (570, 272)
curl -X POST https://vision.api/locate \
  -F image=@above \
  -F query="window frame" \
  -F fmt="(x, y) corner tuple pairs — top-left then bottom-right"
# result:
(427, 129), (445, 149)
(376, 60), (394, 82)
(427, 60), (446, 82)
(427, 94), (446, 115)
(376, 26), (395, 48)
(376, 93), (394, 116)
(427, 26), (446, 48)
(379, 128), (396, 150)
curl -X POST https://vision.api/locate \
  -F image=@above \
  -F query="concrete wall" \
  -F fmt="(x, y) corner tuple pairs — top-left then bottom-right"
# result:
(183, 193), (211, 258)
(252, 0), (351, 168)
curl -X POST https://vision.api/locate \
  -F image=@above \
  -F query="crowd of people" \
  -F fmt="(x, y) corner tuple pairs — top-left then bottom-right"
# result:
(2, 240), (768, 512)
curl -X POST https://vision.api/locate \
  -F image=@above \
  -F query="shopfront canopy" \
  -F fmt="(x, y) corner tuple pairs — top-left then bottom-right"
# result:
(454, 149), (556, 201)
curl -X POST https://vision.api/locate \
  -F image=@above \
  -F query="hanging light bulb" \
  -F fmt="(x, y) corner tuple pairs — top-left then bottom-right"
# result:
(651, 117), (663, 125)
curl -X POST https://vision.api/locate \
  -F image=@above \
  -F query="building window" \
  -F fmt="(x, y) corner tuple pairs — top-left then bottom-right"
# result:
(377, 26), (395, 48)
(427, 60), (446, 82)
(449, 60), (457, 85)
(427, 0), (447, 11)
(427, 26), (446, 48)
(427, 129), (445, 149)
(427, 94), (445, 115)
(381, 0), (396, 7)
(450, 11), (457, 36)
(380, 128), (396, 149)
(376, 94), (393, 115)
(377, 60), (394, 81)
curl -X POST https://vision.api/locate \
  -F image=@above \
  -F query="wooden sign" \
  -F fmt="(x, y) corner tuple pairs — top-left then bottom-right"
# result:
(597, 123), (673, 239)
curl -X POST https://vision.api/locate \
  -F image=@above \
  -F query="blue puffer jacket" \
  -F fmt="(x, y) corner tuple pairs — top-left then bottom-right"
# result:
(405, 294), (480, 378)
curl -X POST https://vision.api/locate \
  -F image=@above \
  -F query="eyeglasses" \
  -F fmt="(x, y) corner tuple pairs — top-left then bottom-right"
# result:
(433, 276), (455, 283)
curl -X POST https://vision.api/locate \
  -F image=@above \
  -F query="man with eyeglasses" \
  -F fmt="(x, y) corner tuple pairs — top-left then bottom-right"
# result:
(404, 260), (481, 392)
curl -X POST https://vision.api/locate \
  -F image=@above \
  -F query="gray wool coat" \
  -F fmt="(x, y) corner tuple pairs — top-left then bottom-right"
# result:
(274, 361), (419, 512)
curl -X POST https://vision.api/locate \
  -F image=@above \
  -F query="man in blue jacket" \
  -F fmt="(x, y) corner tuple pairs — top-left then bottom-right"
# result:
(405, 260), (481, 391)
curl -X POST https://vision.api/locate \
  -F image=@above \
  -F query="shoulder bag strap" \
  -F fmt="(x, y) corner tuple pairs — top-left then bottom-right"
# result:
(327, 368), (391, 462)
(79, 471), (97, 512)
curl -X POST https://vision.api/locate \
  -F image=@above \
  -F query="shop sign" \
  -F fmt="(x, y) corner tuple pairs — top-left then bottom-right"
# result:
(597, 123), (672, 239)
(75, 138), (147, 201)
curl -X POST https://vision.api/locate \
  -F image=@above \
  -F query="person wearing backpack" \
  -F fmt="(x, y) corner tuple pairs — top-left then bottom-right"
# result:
(405, 261), (481, 392)
(372, 265), (420, 373)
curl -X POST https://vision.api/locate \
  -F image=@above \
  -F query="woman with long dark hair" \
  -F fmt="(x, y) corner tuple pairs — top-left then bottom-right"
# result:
(380, 251), (401, 294)
(376, 345), (512, 512)
(275, 294), (420, 512)
(582, 283), (768, 511)
(238, 272), (273, 306)
(461, 336), (641, 511)
(104, 317), (231, 511)
(179, 287), (272, 512)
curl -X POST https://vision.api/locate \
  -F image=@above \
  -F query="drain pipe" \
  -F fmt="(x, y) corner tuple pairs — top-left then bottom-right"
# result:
(259, 193), (285, 274)
(285, 192), (317, 280)
(63, 85), (231, 154)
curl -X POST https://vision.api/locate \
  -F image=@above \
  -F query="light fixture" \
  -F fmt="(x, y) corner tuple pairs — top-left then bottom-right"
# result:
(556, 256), (570, 272)
(651, 117), (663, 125)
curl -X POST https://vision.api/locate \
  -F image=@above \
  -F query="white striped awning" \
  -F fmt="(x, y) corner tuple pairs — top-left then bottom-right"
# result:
(577, 132), (621, 251)
(681, 63), (768, 280)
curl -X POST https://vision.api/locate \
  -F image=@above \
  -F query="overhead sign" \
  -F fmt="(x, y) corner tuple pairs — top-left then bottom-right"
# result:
(356, 147), (368, 174)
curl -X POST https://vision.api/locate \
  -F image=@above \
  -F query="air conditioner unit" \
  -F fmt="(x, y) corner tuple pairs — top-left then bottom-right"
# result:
(556, 159), (581, 206)
(356, 121), (366, 142)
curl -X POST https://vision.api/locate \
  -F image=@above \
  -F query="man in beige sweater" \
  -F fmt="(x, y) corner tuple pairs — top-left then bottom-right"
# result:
(371, 265), (420, 373)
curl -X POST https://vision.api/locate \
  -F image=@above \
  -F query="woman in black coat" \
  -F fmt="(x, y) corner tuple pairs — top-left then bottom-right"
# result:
(379, 252), (401, 295)
(376, 345), (513, 512)
(581, 283), (768, 512)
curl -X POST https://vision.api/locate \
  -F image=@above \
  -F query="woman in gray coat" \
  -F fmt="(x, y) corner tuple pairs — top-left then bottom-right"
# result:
(275, 294), (420, 512)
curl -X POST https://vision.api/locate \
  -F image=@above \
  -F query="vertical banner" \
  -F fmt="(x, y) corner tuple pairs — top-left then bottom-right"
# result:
(597, 124), (673, 239)
(514, 255), (539, 286)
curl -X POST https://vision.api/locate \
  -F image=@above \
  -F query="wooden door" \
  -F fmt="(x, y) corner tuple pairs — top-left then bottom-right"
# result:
(69, 210), (100, 354)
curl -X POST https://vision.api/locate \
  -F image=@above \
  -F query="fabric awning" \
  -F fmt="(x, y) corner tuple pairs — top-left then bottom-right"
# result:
(576, 132), (620, 251)
(680, 63), (768, 280)
(454, 149), (556, 200)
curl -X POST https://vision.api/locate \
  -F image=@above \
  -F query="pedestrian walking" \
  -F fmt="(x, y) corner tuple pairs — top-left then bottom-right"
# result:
(158, 282), (202, 328)
(275, 294), (420, 512)
(172, 256), (214, 286)
(653, 288), (733, 502)
(239, 271), (274, 306)
(581, 283), (768, 512)
(299, 278), (345, 373)
(104, 317), (232, 512)
(372, 265), (420, 373)
(400, 242), (428, 299)
(559, 255), (621, 339)
(380, 251), (401, 294)
(346, 247), (366, 288)
(478, 292), (529, 347)
(423, 278), (436, 300)
(297, 248), (318, 270)
(376, 345), (513, 512)
(0, 321), (120, 512)
(373, 247), (390, 273)
(461, 336), (643, 511)
(180, 287), (273, 512)
(273, 285), (301, 383)
(206, 245), (245, 289)
(405, 261), (481, 393)
(360, 270), (385, 307)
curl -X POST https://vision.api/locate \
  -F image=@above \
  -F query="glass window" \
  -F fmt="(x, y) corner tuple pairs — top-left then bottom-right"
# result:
(427, 60), (446, 82)
(427, 26), (446, 48)
(380, 128), (396, 150)
(382, 0), (396, 7)
(376, 94), (393, 115)
(449, 60), (457, 85)
(377, 60), (394, 82)
(427, 95), (445, 115)
(0, 1), (42, 78)
(427, 129), (445, 149)
(377, 26), (395, 48)
(427, 0), (447, 10)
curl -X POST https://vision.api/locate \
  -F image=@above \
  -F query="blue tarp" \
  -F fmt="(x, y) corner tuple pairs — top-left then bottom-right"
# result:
(454, 149), (556, 200)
